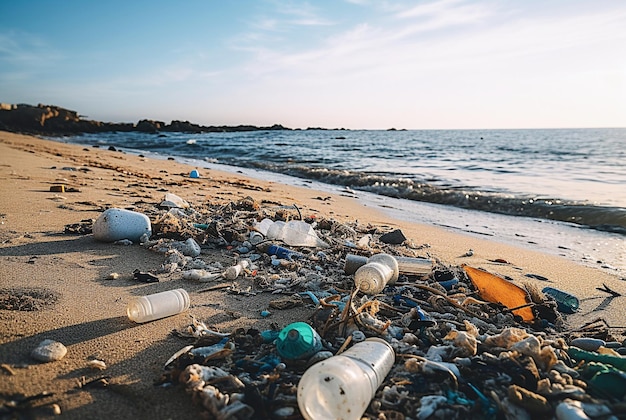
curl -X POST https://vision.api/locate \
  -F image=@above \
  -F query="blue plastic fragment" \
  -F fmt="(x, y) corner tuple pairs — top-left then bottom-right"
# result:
(260, 330), (280, 343)
(468, 383), (498, 418)
(438, 278), (459, 290)
(542, 286), (579, 314)
(267, 244), (304, 260)
(299, 291), (321, 306)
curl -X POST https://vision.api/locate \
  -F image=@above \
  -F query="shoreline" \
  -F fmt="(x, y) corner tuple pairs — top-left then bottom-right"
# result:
(1, 130), (624, 418)
(71, 135), (625, 280)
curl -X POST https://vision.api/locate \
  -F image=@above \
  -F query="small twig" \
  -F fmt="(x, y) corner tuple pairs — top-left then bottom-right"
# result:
(197, 283), (232, 293)
(336, 334), (353, 355)
(408, 285), (488, 321)
(293, 204), (302, 220)
(596, 284), (622, 297)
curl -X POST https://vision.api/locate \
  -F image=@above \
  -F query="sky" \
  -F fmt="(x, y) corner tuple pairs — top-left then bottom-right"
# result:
(1, 0), (625, 130)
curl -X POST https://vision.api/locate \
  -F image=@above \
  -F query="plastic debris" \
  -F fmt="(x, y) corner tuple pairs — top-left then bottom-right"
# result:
(542, 286), (579, 314)
(68, 195), (626, 419)
(463, 265), (535, 322)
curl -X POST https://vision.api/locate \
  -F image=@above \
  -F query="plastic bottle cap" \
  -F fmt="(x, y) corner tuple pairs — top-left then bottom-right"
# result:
(276, 322), (321, 360)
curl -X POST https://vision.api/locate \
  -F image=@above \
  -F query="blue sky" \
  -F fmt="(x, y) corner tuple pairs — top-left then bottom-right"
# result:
(1, 0), (625, 129)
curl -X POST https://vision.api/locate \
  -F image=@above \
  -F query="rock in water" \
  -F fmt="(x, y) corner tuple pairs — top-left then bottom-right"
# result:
(31, 339), (67, 362)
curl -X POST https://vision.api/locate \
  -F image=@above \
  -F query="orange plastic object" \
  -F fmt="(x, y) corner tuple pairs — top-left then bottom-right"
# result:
(463, 265), (535, 323)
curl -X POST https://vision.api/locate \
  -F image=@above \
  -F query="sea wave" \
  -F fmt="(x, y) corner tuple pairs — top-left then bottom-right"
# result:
(250, 163), (626, 234)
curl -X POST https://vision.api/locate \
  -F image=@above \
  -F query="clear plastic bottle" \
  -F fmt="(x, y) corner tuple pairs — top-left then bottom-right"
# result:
(127, 289), (190, 323)
(354, 254), (399, 294)
(297, 338), (395, 420)
(344, 254), (432, 277)
(395, 256), (432, 276)
(266, 220), (329, 248)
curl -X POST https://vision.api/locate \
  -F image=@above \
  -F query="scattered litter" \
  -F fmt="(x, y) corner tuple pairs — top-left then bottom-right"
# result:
(87, 359), (107, 371)
(64, 195), (626, 418)
(542, 286), (580, 314)
(132, 270), (159, 283)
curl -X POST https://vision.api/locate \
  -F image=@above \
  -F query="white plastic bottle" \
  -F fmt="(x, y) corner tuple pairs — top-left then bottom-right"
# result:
(345, 254), (432, 277)
(93, 208), (152, 242)
(354, 254), (399, 294)
(127, 289), (190, 323)
(297, 338), (395, 420)
(222, 260), (250, 280)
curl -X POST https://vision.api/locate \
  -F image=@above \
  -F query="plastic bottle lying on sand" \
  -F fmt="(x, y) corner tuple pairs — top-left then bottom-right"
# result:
(127, 289), (190, 323)
(223, 260), (250, 280)
(93, 208), (151, 243)
(297, 338), (395, 420)
(344, 254), (432, 276)
(354, 254), (399, 294)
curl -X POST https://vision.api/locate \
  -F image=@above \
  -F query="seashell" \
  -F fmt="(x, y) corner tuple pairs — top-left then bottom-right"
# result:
(164, 345), (194, 368)
(508, 384), (550, 414)
(87, 359), (107, 370)
(180, 364), (229, 388)
(443, 330), (477, 357)
(31, 339), (67, 362)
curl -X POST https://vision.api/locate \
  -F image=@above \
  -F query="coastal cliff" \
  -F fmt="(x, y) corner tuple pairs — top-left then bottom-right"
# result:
(0, 103), (289, 135)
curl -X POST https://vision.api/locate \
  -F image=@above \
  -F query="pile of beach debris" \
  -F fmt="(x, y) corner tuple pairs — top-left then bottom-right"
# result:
(98, 195), (626, 419)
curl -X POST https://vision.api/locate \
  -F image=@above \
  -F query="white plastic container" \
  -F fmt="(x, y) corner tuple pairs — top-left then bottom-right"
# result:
(297, 338), (395, 420)
(354, 254), (399, 294)
(93, 208), (151, 242)
(345, 254), (432, 277)
(266, 220), (329, 248)
(222, 260), (250, 280)
(127, 288), (190, 323)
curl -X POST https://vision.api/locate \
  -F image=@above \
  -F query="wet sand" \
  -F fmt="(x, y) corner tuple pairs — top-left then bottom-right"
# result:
(0, 131), (624, 418)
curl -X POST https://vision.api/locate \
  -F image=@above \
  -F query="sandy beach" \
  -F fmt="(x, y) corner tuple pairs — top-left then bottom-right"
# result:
(1, 131), (624, 419)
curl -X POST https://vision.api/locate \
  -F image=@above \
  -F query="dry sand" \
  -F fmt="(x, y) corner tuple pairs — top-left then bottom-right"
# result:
(0, 131), (624, 418)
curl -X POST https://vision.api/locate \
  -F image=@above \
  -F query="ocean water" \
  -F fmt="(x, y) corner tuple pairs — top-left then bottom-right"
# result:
(55, 128), (625, 277)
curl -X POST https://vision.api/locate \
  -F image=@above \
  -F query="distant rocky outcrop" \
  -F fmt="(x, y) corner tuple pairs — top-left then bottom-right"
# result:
(0, 103), (291, 135)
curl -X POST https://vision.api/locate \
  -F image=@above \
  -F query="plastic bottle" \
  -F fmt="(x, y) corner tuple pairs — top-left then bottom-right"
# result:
(93, 208), (152, 242)
(344, 254), (432, 277)
(266, 220), (329, 248)
(127, 289), (190, 323)
(223, 260), (250, 280)
(276, 322), (322, 360)
(354, 254), (399, 294)
(297, 338), (395, 420)
(343, 254), (369, 275)
(395, 256), (432, 276)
